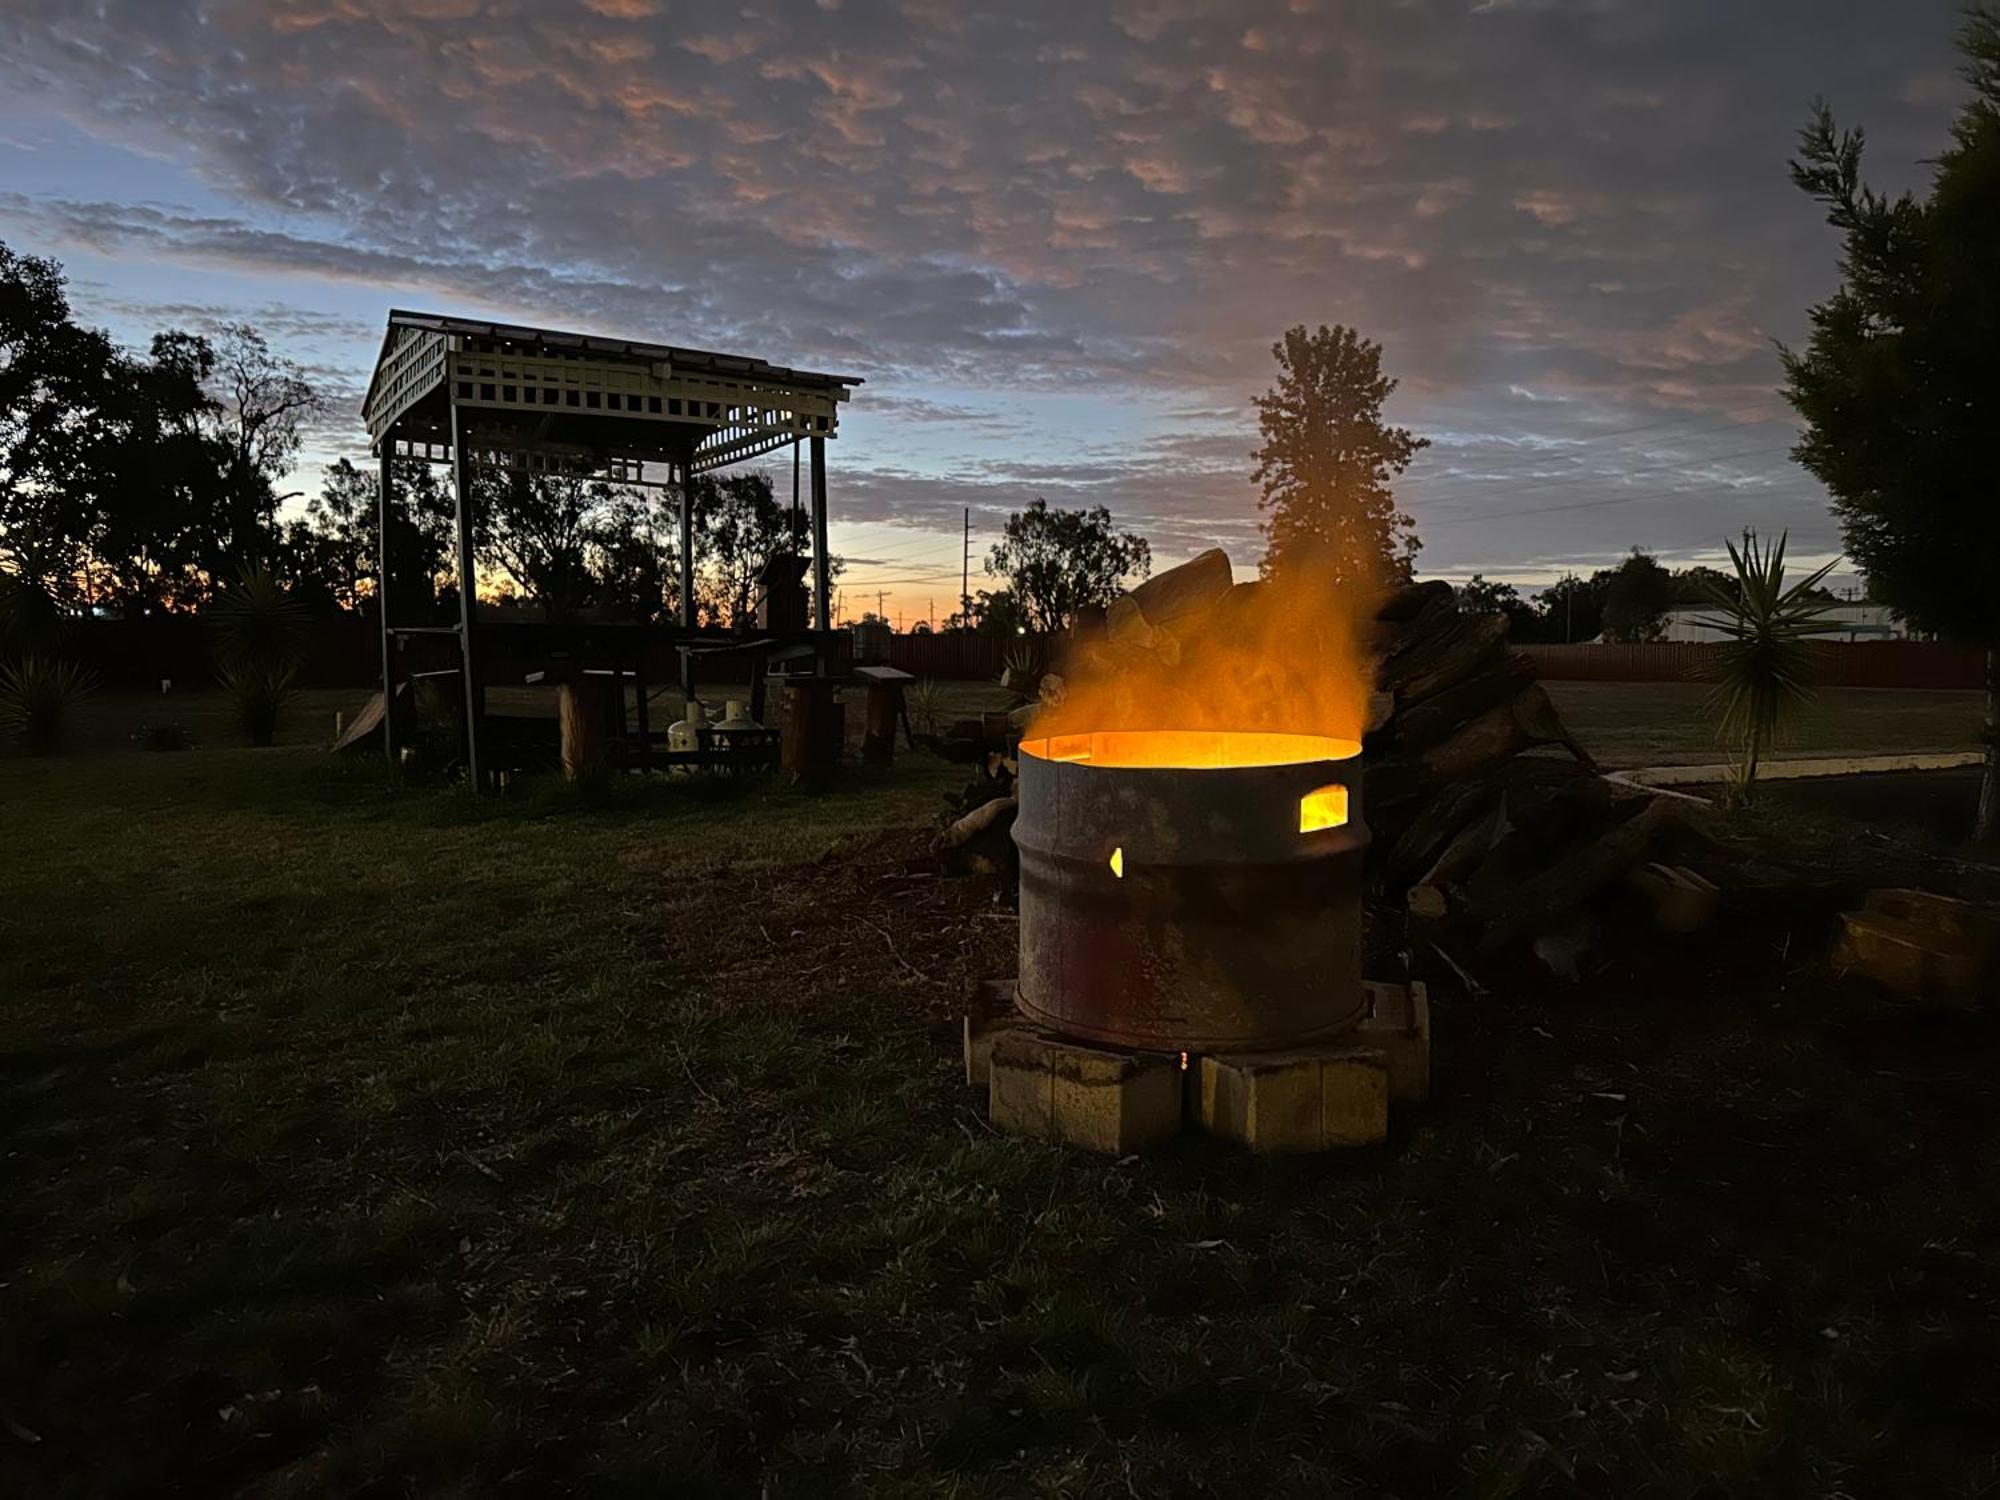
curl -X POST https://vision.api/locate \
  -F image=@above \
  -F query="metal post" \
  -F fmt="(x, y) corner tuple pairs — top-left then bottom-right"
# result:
(810, 435), (830, 633)
(961, 506), (970, 628)
(450, 402), (484, 791)
(678, 459), (695, 631)
(376, 439), (397, 764)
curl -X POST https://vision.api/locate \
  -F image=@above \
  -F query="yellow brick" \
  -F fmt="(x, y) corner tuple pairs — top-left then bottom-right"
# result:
(963, 1012), (1032, 1088)
(1835, 911), (1985, 1009)
(1318, 1054), (1389, 1146)
(988, 1032), (1182, 1153)
(1355, 980), (1431, 1104)
(1197, 1050), (1387, 1152)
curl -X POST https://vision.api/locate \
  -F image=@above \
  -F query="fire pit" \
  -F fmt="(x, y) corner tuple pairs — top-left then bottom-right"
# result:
(1013, 728), (1367, 1053)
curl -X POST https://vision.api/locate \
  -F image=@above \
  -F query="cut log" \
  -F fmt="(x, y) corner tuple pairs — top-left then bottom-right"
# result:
(1407, 884), (1450, 920)
(1623, 861), (1721, 935)
(1420, 683), (1579, 783)
(1394, 652), (1537, 752)
(1375, 579), (1454, 624)
(1379, 776), (1500, 887)
(1106, 547), (1233, 646)
(1393, 613), (1511, 706)
(1415, 797), (1510, 891)
(1511, 681), (1597, 770)
(1477, 797), (1678, 955)
(938, 794), (1018, 851)
(1378, 590), (1461, 670)
(559, 677), (615, 783)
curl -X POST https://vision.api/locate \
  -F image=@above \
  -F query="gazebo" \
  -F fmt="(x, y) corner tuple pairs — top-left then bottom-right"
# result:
(359, 310), (861, 787)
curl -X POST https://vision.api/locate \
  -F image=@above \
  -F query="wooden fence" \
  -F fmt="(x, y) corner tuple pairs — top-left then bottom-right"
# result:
(49, 619), (1990, 693)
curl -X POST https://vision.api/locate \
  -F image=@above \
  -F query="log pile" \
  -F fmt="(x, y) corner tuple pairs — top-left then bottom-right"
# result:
(931, 553), (1783, 968)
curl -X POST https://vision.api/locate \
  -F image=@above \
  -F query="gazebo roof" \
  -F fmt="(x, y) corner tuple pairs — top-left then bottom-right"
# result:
(361, 309), (861, 476)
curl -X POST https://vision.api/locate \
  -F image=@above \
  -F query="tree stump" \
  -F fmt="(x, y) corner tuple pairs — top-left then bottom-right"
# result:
(559, 676), (614, 783)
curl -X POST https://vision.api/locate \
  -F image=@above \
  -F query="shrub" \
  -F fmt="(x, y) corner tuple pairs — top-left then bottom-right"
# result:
(0, 655), (97, 754)
(210, 565), (308, 746)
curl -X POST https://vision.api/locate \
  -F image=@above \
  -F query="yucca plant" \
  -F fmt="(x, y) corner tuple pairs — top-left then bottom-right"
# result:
(907, 677), (944, 737)
(0, 655), (98, 754)
(210, 564), (309, 746)
(1693, 530), (1842, 804)
(1000, 637), (1045, 693)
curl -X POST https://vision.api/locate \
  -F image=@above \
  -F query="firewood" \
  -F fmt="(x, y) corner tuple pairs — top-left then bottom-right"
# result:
(938, 794), (1017, 851)
(1375, 578), (1454, 624)
(1407, 884), (1450, 920)
(1380, 777), (1500, 887)
(1379, 590), (1462, 668)
(1415, 797), (1509, 890)
(1393, 612), (1511, 706)
(1623, 861), (1721, 935)
(1477, 797), (1678, 955)
(1106, 547), (1233, 646)
(1510, 680), (1597, 771)
(1394, 652), (1537, 752)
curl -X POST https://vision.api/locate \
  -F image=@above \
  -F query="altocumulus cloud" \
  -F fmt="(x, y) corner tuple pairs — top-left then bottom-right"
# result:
(0, 0), (1973, 578)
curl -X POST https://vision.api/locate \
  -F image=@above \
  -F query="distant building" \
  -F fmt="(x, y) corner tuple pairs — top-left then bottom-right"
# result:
(1655, 604), (1912, 643)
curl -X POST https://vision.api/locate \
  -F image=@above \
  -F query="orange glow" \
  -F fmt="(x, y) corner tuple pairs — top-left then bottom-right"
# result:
(1021, 729), (1359, 770)
(1299, 783), (1350, 832)
(1034, 552), (1382, 752)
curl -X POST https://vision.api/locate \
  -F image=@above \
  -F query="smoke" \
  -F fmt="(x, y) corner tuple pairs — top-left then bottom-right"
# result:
(1037, 547), (1383, 754)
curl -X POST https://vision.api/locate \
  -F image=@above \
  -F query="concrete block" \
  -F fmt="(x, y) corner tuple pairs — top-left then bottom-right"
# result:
(1355, 979), (1431, 1104)
(1834, 910), (1985, 1010)
(1864, 889), (2000, 965)
(1196, 1049), (1388, 1152)
(963, 1011), (1033, 1088)
(987, 1031), (1183, 1154)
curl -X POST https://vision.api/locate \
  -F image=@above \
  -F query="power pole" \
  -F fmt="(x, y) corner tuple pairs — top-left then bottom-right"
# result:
(876, 589), (887, 620)
(928, 597), (935, 631)
(960, 507), (970, 629)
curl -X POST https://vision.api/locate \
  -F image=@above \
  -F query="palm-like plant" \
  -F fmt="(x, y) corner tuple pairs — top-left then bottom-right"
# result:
(1693, 530), (1842, 802)
(0, 655), (98, 754)
(210, 564), (309, 746)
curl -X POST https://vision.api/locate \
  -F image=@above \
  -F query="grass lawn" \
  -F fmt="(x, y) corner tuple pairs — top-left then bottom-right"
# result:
(1545, 681), (1987, 770)
(4, 692), (1999, 1495)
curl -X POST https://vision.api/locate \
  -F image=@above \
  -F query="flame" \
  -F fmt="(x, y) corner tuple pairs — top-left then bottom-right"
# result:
(1031, 552), (1381, 768)
(1021, 729), (1358, 768)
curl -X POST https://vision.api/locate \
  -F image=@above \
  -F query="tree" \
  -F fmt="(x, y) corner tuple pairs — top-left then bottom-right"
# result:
(692, 471), (789, 627)
(1667, 564), (1738, 609)
(1782, 8), (2000, 839)
(207, 324), (325, 572)
(1534, 573), (1604, 644)
(1600, 548), (1672, 642)
(1454, 574), (1540, 640)
(984, 499), (1150, 633)
(1252, 324), (1428, 587)
(476, 470), (607, 620)
(0, 243), (133, 608)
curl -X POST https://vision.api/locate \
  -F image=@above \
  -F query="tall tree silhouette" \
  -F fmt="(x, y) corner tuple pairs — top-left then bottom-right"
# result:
(1253, 324), (1427, 588)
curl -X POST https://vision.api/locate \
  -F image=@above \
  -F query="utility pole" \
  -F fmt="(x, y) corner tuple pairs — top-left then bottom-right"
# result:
(961, 507), (970, 629)
(875, 589), (887, 620)
(928, 597), (935, 631)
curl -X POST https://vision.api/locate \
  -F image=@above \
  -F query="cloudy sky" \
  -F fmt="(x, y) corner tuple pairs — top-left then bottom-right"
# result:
(0, 0), (1971, 620)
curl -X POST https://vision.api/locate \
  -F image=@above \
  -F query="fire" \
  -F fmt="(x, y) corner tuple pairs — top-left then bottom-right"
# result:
(1020, 729), (1359, 769)
(1030, 548), (1381, 767)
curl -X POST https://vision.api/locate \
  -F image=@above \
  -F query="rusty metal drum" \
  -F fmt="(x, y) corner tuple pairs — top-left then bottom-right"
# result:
(1013, 729), (1368, 1053)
